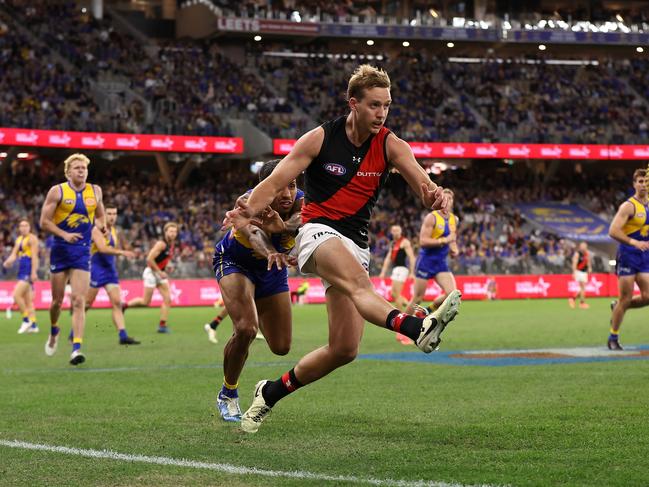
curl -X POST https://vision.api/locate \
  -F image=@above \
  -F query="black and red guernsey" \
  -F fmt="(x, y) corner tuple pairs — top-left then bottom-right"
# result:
(576, 250), (589, 271)
(155, 241), (174, 271)
(301, 116), (391, 248)
(391, 237), (407, 266)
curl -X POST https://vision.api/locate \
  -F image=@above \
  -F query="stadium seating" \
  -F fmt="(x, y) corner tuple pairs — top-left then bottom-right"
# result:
(3, 1), (649, 143)
(0, 159), (615, 280)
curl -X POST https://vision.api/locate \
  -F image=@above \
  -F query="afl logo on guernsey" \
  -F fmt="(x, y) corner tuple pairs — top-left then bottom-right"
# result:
(324, 163), (346, 176)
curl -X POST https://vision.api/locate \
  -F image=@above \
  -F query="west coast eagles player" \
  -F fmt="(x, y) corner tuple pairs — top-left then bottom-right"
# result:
(86, 204), (139, 345)
(212, 159), (302, 422)
(2, 219), (39, 334)
(608, 168), (649, 350)
(40, 154), (107, 365)
(406, 188), (459, 316)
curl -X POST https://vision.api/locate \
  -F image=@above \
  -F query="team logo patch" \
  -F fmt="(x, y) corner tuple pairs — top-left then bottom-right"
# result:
(324, 163), (346, 176)
(64, 199), (74, 205)
(65, 213), (90, 228)
(84, 198), (96, 206)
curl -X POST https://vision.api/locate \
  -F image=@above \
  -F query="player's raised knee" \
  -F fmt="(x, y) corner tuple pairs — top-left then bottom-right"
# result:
(268, 339), (290, 356)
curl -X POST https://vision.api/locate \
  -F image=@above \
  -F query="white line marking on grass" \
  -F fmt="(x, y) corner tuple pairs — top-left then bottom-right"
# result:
(0, 439), (500, 487)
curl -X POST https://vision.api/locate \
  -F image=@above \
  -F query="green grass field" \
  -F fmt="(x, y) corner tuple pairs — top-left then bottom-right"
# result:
(1, 298), (649, 487)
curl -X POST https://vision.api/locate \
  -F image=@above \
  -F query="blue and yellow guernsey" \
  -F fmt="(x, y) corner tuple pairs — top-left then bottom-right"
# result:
(620, 197), (649, 254)
(217, 189), (304, 271)
(91, 226), (118, 271)
(419, 210), (458, 261)
(16, 234), (34, 278)
(53, 182), (97, 247)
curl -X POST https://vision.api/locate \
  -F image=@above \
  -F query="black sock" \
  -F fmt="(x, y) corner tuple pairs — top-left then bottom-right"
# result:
(385, 310), (430, 342)
(385, 309), (400, 329)
(262, 368), (303, 408)
(210, 316), (222, 330)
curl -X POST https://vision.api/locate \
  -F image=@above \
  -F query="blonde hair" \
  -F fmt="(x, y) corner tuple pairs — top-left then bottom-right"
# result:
(163, 222), (178, 234)
(63, 153), (90, 177)
(347, 64), (391, 101)
(443, 188), (455, 196)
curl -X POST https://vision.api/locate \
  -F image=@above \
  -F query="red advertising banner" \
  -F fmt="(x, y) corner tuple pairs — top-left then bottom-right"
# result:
(0, 128), (244, 154)
(0, 274), (626, 310)
(273, 139), (649, 160)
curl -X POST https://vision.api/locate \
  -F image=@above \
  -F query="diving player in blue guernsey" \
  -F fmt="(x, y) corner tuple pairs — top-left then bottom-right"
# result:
(3, 219), (39, 334)
(40, 153), (107, 365)
(406, 188), (459, 315)
(607, 168), (649, 350)
(225, 65), (461, 433)
(212, 159), (303, 422)
(86, 204), (139, 346)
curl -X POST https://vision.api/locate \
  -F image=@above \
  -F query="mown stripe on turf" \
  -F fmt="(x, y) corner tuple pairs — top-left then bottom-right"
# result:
(0, 439), (501, 487)
(1, 361), (296, 375)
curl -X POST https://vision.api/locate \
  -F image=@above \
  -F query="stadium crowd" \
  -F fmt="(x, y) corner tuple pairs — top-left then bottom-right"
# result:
(0, 158), (617, 281)
(3, 2), (649, 143)
(0, 0), (637, 282)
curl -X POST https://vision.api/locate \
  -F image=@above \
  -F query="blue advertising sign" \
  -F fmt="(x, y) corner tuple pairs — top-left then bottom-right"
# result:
(516, 203), (612, 242)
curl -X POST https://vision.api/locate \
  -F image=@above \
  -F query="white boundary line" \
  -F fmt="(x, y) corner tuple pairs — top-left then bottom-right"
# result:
(0, 439), (500, 487)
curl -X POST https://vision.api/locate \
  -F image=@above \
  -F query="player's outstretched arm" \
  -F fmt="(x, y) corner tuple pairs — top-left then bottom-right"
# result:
(449, 217), (460, 257)
(240, 224), (294, 270)
(571, 251), (579, 271)
(378, 244), (392, 278)
(93, 185), (107, 234)
(386, 133), (448, 211)
(403, 238), (417, 273)
(92, 227), (134, 257)
(29, 235), (39, 281)
(225, 128), (323, 229)
(284, 197), (303, 234)
(2, 239), (20, 268)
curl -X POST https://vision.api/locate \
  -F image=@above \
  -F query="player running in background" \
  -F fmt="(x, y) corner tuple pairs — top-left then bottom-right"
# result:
(213, 159), (303, 422)
(40, 153), (106, 365)
(204, 303), (229, 344)
(378, 224), (415, 344)
(3, 219), (39, 334)
(125, 222), (178, 333)
(225, 64), (461, 433)
(85, 204), (139, 345)
(607, 169), (649, 350)
(568, 241), (591, 309)
(406, 189), (459, 315)
(204, 297), (266, 344)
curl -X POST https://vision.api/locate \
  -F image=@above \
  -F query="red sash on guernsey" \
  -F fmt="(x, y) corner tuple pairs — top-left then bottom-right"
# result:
(576, 250), (589, 271)
(391, 237), (404, 263)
